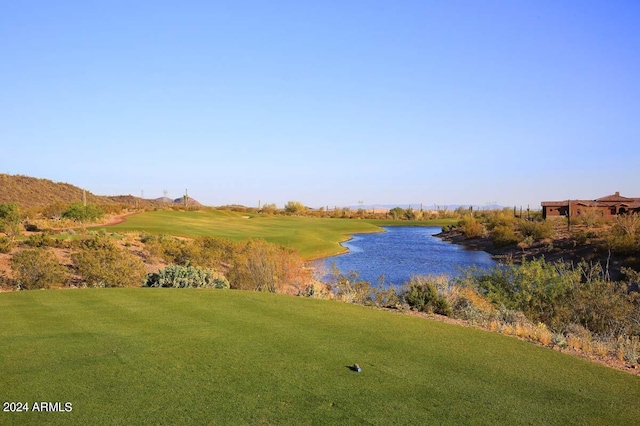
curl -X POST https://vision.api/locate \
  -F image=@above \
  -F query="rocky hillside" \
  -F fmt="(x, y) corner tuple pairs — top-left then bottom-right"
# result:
(0, 174), (168, 209)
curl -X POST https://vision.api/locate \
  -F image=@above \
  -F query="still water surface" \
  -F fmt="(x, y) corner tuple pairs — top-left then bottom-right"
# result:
(318, 226), (496, 287)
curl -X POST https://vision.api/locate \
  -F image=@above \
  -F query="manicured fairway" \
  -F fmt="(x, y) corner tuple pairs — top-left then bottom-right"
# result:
(1, 289), (638, 425)
(100, 210), (382, 259)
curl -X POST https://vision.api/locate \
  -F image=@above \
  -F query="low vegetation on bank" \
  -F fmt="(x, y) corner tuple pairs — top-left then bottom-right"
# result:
(450, 207), (640, 267)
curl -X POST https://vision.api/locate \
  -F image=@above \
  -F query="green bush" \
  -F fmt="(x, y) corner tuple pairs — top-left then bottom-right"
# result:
(11, 249), (67, 290)
(402, 276), (452, 316)
(62, 203), (104, 222)
(0, 203), (21, 239)
(491, 224), (519, 247)
(145, 264), (229, 289)
(458, 215), (484, 238)
(72, 235), (146, 287)
(484, 209), (516, 231)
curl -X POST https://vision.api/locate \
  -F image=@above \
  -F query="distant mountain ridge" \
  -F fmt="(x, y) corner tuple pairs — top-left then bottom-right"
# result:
(154, 196), (202, 207)
(347, 203), (506, 211)
(0, 174), (201, 208)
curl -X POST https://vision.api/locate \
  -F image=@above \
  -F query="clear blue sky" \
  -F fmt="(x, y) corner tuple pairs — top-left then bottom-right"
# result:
(2, 1), (639, 208)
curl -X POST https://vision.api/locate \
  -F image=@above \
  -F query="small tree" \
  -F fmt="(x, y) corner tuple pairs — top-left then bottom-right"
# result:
(0, 203), (21, 240)
(261, 203), (278, 214)
(284, 201), (306, 215)
(62, 203), (104, 222)
(11, 249), (67, 290)
(389, 207), (405, 220)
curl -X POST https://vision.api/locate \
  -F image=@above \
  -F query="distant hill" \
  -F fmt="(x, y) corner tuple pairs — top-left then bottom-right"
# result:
(347, 203), (506, 211)
(0, 174), (110, 208)
(0, 174), (177, 209)
(154, 196), (202, 207)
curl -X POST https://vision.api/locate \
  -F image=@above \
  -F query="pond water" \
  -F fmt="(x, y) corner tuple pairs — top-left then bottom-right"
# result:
(316, 226), (496, 287)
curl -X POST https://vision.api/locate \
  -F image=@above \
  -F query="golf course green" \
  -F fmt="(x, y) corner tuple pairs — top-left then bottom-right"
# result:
(101, 209), (384, 259)
(2, 289), (638, 425)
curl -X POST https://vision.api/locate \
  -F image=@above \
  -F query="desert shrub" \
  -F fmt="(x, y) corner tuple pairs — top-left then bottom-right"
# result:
(458, 215), (484, 238)
(371, 286), (400, 307)
(471, 258), (580, 330)
(606, 213), (640, 255)
(388, 207), (405, 220)
(326, 268), (374, 304)
(143, 234), (197, 266)
(260, 203), (278, 214)
(579, 209), (604, 228)
(616, 336), (640, 363)
(190, 236), (238, 270)
(569, 263), (633, 336)
(227, 239), (311, 293)
(484, 209), (516, 231)
(145, 264), (229, 289)
(367, 276), (401, 307)
(516, 219), (554, 242)
(72, 235), (146, 287)
(62, 203), (104, 222)
(491, 224), (518, 247)
(0, 236), (12, 253)
(552, 333), (568, 349)
(496, 307), (530, 326)
(0, 203), (21, 239)
(451, 286), (496, 323)
(24, 233), (55, 248)
(11, 248), (67, 290)
(402, 276), (452, 316)
(284, 200), (306, 215)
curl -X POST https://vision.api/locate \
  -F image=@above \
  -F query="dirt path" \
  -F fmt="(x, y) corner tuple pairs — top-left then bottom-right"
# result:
(100, 211), (139, 227)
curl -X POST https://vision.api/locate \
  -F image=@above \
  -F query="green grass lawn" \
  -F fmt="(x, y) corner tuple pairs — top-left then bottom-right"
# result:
(100, 210), (383, 259)
(1, 289), (638, 425)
